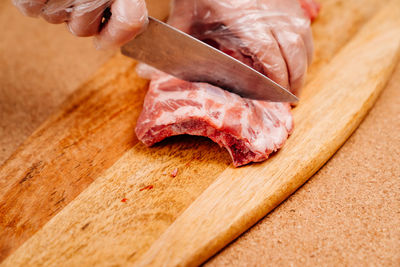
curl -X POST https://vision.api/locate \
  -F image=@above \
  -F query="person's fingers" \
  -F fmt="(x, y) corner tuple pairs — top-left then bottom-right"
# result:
(283, 0), (314, 65)
(95, 0), (147, 49)
(234, 23), (290, 90)
(41, 11), (69, 24)
(67, 3), (106, 37)
(272, 27), (308, 95)
(40, 0), (72, 24)
(168, 0), (196, 33)
(288, 17), (313, 66)
(13, 0), (46, 17)
(41, 7), (69, 24)
(299, 25), (314, 66)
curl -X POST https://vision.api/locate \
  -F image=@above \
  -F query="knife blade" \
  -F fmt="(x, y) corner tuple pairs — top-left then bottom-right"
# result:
(121, 17), (298, 103)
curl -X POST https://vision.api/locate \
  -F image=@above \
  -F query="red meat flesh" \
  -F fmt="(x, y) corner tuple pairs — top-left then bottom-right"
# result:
(135, 73), (293, 167)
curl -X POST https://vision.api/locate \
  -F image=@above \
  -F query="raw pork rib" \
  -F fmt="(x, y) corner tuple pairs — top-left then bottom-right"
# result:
(135, 1), (318, 167)
(136, 72), (293, 167)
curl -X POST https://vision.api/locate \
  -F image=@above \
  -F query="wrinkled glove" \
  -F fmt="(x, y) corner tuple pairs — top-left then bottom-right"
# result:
(13, 0), (148, 49)
(169, 0), (315, 95)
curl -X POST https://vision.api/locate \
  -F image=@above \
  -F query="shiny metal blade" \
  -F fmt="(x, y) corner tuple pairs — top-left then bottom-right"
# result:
(121, 17), (298, 103)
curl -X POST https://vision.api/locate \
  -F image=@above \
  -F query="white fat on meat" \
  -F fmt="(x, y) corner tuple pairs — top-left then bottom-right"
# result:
(135, 71), (293, 167)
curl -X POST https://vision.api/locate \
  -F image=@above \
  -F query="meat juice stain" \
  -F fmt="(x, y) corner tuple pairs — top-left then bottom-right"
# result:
(171, 168), (178, 178)
(139, 185), (154, 192)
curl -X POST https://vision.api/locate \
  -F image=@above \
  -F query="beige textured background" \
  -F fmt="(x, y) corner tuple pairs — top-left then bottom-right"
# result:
(1, 0), (399, 266)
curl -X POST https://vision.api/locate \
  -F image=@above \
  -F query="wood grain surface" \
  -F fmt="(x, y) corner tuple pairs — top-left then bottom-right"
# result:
(1, 0), (399, 266)
(0, 0), (168, 261)
(0, 56), (149, 260)
(0, 1), (114, 165)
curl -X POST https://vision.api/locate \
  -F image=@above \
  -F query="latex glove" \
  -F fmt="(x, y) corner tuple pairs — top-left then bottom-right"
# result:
(169, 0), (316, 95)
(13, 0), (148, 49)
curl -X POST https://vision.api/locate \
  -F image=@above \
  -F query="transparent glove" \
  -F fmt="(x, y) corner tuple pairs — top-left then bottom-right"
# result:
(13, 0), (148, 49)
(169, 0), (317, 95)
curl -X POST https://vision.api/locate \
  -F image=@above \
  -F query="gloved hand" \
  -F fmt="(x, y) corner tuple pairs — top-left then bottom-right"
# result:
(13, 0), (148, 49)
(169, 0), (315, 95)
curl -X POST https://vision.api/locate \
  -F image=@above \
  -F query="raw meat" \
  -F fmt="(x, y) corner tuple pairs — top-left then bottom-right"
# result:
(135, 72), (293, 167)
(135, 0), (319, 167)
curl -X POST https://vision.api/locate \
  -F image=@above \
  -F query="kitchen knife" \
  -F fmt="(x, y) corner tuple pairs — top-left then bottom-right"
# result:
(121, 17), (298, 103)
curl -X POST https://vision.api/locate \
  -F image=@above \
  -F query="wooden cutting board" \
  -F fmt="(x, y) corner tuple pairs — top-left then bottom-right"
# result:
(1, 0), (400, 266)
